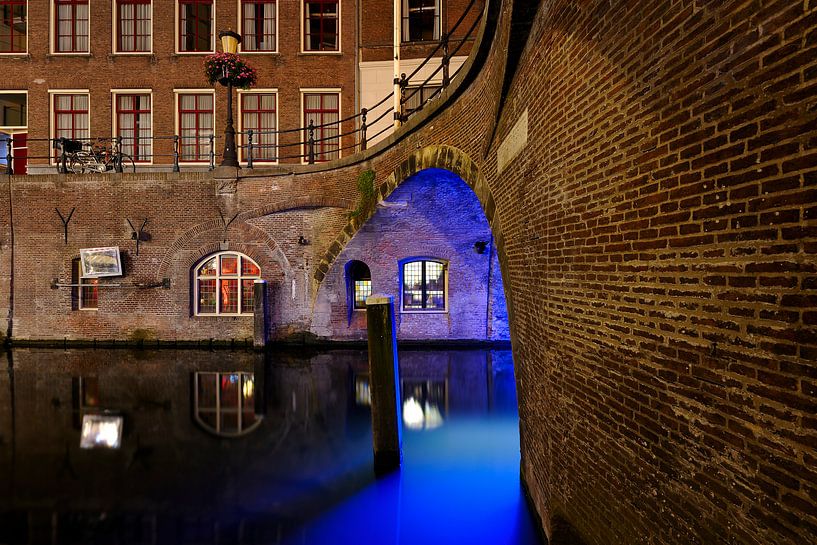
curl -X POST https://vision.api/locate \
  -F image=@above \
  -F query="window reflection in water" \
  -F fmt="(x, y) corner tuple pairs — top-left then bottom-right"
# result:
(194, 372), (261, 437)
(401, 380), (446, 431)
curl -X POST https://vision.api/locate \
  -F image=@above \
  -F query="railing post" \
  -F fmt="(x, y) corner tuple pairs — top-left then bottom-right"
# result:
(115, 135), (123, 173)
(442, 33), (451, 88)
(307, 120), (316, 165)
(208, 134), (215, 171)
(360, 108), (368, 151)
(247, 129), (254, 169)
(60, 138), (68, 174)
(5, 136), (12, 175)
(397, 73), (408, 123)
(172, 135), (180, 173)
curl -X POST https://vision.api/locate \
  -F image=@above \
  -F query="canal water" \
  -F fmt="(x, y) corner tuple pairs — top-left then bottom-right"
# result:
(0, 348), (541, 545)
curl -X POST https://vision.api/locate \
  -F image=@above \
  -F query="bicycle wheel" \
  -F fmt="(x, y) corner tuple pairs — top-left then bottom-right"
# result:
(68, 154), (86, 174)
(118, 153), (135, 173)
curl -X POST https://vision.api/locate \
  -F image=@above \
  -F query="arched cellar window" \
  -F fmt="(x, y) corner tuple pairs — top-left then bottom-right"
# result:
(195, 252), (261, 316)
(346, 260), (372, 311)
(401, 258), (447, 312)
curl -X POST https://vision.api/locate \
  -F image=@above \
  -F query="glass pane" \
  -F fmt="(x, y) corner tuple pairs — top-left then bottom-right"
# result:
(0, 93), (26, 127)
(220, 255), (238, 275)
(220, 279), (238, 313)
(197, 373), (217, 408)
(220, 412), (239, 434)
(220, 373), (239, 405)
(241, 258), (260, 276)
(198, 279), (216, 313)
(354, 280), (371, 309)
(241, 279), (255, 313)
(198, 257), (217, 276)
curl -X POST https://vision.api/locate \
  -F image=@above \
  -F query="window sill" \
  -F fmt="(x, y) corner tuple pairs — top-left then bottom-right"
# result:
(78, 308), (98, 312)
(173, 51), (216, 56)
(240, 51), (280, 55)
(400, 309), (448, 314)
(0, 52), (29, 58)
(298, 51), (343, 56)
(194, 313), (254, 318)
(47, 52), (92, 57)
(110, 52), (154, 57)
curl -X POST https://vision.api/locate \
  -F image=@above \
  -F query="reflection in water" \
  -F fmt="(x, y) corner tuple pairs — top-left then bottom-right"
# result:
(0, 348), (540, 545)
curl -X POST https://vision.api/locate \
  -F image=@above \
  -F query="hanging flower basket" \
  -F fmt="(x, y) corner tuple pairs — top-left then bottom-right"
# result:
(204, 53), (258, 90)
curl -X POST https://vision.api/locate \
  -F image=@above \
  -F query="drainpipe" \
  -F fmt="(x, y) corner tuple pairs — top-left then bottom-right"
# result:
(393, 0), (402, 128)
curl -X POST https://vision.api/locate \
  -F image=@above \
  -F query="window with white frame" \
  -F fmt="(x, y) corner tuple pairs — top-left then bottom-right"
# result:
(178, 0), (212, 52)
(115, 0), (150, 53)
(0, 91), (25, 128)
(0, 0), (26, 53)
(402, 259), (446, 311)
(302, 92), (339, 162)
(52, 92), (89, 161)
(402, 0), (440, 42)
(240, 92), (276, 162)
(195, 252), (261, 316)
(241, 0), (276, 52)
(303, 0), (338, 52)
(54, 0), (89, 53)
(115, 93), (151, 162)
(177, 92), (213, 162)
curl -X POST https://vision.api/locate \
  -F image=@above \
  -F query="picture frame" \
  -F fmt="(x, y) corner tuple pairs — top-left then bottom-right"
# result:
(79, 247), (122, 278)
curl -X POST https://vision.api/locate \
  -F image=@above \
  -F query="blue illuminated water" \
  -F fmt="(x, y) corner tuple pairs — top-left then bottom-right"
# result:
(0, 348), (541, 545)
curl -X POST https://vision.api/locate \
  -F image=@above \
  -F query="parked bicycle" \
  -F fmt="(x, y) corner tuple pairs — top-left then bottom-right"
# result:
(55, 137), (135, 174)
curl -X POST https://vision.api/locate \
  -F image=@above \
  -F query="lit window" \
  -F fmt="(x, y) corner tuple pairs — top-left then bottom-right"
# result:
(402, 259), (446, 311)
(177, 92), (213, 162)
(116, 0), (151, 53)
(241, 0), (276, 52)
(195, 252), (261, 316)
(346, 260), (371, 310)
(0, 0), (26, 53)
(54, 0), (89, 53)
(241, 92), (277, 162)
(194, 372), (260, 437)
(115, 94), (151, 162)
(303, 92), (339, 162)
(178, 0), (212, 52)
(402, 0), (439, 42)
(72, 257), (98, 310)
(303, 0), (338, 51)
(53, 93), (89, 162)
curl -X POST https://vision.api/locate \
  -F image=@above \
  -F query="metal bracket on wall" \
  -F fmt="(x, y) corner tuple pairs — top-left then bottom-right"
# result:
(126, 218), (150, 256)
(55, 207), (75, 244)
(50, 278), (171, 290)
(219, 211), (239, 241)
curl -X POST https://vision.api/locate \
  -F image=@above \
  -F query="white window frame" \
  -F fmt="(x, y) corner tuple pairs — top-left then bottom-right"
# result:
(237, 88), (278, 165)
(0, 0), (29, 55)
(194, 251), (261, 317)
(48, 89), (90, 166)
(299, 0), (342, 54)
(174, 88), (215, 165)
(299, 88), (341, 165)
(49, 0), (91, 55)
(236, 0), (278, 54)
(399, 257), (449, 314)
(111, 0), (153, 55)
(175, 0), (215, 55)
(0, 90), (27, 131)
(111, 89), (154, 165)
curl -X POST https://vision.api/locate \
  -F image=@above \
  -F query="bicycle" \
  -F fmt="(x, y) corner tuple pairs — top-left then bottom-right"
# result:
(55, 137), (136, 174)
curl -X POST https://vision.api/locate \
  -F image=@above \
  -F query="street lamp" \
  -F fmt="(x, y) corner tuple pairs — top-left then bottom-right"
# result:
(218, 30), (241, 168)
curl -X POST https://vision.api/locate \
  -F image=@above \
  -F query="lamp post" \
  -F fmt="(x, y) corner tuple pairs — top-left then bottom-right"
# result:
(218, 30), (241, 168)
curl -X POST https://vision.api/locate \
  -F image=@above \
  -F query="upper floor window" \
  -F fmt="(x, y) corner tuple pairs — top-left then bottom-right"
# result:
(116, 0), (151, 53)
(240, 92), (277, 162)
(404, 84), (442, 118)
(303, 0), (338, 52)
(402, 0), (440, 42)
(115, 93), (151, 162)
(302, 91), (339, 162)
(241, 0), (276, 52)
(178, 0), (212, 52)
(54, 0), (89, 53)
(0, 0), (26, 53)
(402, 259), (446, 311)
(177, 92), (213, 162)
(195, 252), (261, 316)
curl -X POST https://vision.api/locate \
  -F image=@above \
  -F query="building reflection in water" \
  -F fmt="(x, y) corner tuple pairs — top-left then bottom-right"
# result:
(0, 348), (537, 545)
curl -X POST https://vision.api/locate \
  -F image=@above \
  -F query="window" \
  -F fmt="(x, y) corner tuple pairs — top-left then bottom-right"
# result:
(194, 372), (260, 437)
(115, 93), (151, 162)
(178, 0), (212, 52)
(195, 252), (260, 316)
(303, 0), (338, 52)
(177, 92), (213, 162)
(346, 260), (372, 311)
(402, 0), (440, 42)
(403, 84), (442, 118)
(240, 92), (276, 162)
(116, 0), (150, 53)
(302, 92), (339, 162)
(71, 257), (99, 310)
(402, 259), (446, 311)
(0, 0), (26, 53)
(53, 93), (89, 161)
(54, 0), (89, 53)
(241, 0), (276, 52)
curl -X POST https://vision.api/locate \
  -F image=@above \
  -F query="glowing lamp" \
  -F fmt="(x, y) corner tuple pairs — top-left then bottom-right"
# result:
(219, 30), (241, 54)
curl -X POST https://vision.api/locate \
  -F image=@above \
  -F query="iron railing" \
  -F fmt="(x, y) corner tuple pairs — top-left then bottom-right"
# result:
(3, 0), (483, 174)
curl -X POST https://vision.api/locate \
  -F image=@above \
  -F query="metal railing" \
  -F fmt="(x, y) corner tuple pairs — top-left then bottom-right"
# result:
(3, 0), (483, 174)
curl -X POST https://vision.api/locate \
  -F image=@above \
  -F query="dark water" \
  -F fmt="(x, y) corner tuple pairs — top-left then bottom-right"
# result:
(0, 348), (540, 545)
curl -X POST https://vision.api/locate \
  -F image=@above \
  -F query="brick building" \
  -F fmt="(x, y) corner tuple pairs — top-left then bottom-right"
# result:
(0, 0), (480, 173)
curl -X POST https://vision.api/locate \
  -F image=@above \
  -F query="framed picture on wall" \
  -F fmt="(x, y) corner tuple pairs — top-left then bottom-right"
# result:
(80, 247), (123, 278)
